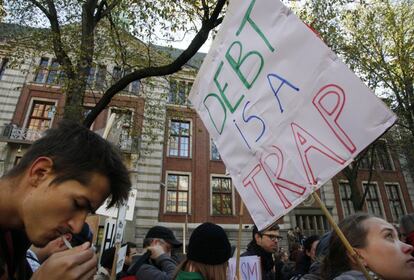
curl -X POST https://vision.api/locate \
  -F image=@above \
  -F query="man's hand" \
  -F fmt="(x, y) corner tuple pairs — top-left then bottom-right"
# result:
(31, 242), (97, 280)
(147, 243), (166, 260)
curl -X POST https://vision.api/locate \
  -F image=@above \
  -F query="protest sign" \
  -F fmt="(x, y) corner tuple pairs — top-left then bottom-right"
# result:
(115, 244), (128, 274)
(228, 256), (261, 280)
(188, 0), (396, 230)
(96, 189), (137, 221)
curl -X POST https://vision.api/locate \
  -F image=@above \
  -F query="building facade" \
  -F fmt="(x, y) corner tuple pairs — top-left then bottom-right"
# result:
(1, 24), (413, 252)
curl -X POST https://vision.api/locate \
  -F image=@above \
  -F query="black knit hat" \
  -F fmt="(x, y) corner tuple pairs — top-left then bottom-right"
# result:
(187, 222), (232, 265)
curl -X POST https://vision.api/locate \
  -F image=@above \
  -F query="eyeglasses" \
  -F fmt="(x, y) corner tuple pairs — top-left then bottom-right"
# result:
(262, 234), (283, 241)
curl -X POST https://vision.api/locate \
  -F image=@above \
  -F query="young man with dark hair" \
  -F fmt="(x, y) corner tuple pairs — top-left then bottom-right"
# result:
(0, 121), (131, 280)
(242, 224), (282, 280)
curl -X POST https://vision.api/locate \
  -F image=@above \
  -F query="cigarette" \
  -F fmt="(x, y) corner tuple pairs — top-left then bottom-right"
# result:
(62, 235), (73, 249)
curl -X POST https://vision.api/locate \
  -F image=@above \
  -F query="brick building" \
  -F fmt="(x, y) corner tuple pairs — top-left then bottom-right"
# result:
(1, 23), (413, 251)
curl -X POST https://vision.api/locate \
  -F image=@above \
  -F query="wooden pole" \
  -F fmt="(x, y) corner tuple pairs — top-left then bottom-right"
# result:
(311, 192), (372, 280)
(235, 201), (244, 280)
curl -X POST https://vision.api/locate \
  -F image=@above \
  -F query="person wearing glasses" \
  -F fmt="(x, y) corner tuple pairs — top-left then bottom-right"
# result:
(241, 224), (282, 280)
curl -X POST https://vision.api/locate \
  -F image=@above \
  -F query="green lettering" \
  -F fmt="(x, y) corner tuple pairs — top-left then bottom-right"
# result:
(225, 41), (264, 90)
(236, 0), (275, 52)
(214, 61), (245, 113)
(203, 93), (227, 135)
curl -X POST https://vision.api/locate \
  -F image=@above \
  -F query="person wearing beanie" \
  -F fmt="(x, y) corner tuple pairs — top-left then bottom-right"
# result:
(241, 223), (282, 280)
(174, 222), (232, 280)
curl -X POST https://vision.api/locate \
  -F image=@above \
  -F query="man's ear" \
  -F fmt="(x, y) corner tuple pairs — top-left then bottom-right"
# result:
(254, 233), (261, 244)
(28, 157), (54, 187)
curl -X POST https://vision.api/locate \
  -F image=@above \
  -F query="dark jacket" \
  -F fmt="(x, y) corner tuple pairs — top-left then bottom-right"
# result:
(0, 229), (31, 280)
(241, 241), (276, 280)
(293, 252), (312, 276)
(135, 253), (177, 280)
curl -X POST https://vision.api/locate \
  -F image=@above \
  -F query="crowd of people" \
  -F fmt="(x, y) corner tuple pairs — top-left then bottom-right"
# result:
(0, 122), (414, 280)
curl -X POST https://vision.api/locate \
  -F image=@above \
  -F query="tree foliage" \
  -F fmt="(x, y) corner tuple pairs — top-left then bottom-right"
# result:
(3, 0), (226, 126)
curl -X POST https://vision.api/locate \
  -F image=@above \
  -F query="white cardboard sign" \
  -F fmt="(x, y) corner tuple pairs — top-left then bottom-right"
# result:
(228, 256), (262, 280)
(96, 189), (137, 221)
(116, 245), (128, 274)
(189, 0), (396, 230)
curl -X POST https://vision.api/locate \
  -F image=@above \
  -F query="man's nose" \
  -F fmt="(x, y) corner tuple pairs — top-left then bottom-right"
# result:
(67, 211), (88, 234)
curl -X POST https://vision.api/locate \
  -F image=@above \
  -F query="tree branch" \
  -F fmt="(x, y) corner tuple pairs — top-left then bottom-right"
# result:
(83, 0), (227, 127)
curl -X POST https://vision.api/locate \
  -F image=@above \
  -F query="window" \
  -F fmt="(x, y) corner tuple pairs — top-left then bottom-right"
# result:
(113, 67), (140, 95)
(27, 100), (55, 131)
(295, 214), (329, 237)
(376, 141), (393, 171)
(358, 151), (372, 169)
(211, 177), (233, 215)
(110, 108), (133, 149)
(339, 182), (355, 216)
(358, 141), (393, 171)
(211, 140), (221, 160)
(95, 64), (107, 89)
(168, 120), (190, 157)
(86, 66), (96, 87)
(385, 183), (405, 223)
(34, 57), (50, 83)
(168, 79), (193, 105)
(363, 183), (383, 216)
(130, 79), (140, 95)
(166, 173), (189, 213)
(45, 59), (59, 84)
(0, 57), (8, 80)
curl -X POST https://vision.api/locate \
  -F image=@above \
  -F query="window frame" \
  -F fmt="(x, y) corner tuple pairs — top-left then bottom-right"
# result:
(210, 174), (235, 216)
(362, 181), (385, 218)
(23, 98), (57, 132)
(167, 118), (192, 158)
(164, 171), (191, 214)
(338, 180), (355, 217)
(34, 57), (50, 83)
(0, 57), (9, 80)
(384, 182), (406, 223)
(167, 79), (193, 106)
(375, 140), (394, 171)
(108, 107), (134, 147)
(210, 139), (221, 161)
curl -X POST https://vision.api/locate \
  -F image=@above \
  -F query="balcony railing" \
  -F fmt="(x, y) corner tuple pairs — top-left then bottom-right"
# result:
(0, 124), (141, 154)
(1, 125), (44, 142)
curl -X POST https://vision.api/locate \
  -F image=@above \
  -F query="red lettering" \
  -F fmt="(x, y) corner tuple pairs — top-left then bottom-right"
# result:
(243, 164), (275, 216)
(260, 146), (306, 209)
(313, 84), (356, 153)
(291, 122), (346, 184)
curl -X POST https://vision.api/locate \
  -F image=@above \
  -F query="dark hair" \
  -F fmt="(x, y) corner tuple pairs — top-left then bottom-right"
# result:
(143, 238), (154, 248)
(252, 223), (280, 240)
(123, 242), (137, 255)
(321, 213), (374, 279)
(4, 120), (131, 207)
(101, 247), (116, 269)
(303, 235), (319, 253)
